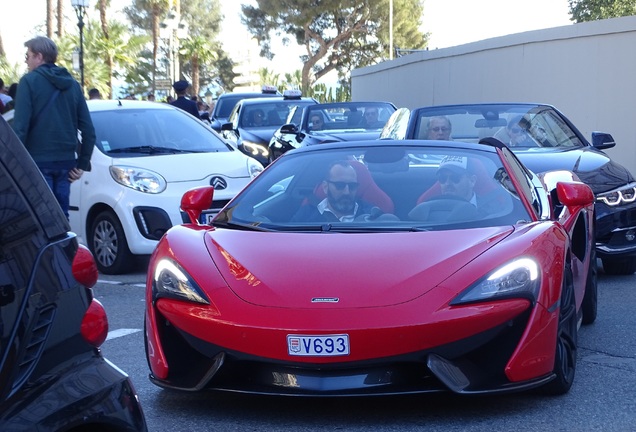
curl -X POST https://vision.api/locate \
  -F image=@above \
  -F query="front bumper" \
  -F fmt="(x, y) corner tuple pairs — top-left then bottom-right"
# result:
(595, 201), (636, 258)
(147, 302), (557, 396)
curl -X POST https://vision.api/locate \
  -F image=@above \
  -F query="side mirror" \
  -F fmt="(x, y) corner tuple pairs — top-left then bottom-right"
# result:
(556, 181), (594, 208)
(181, 186), (215, 224)
(591, 132), (616, 150)
(220, 122), (234, 131)
(279, 123), (298, 134)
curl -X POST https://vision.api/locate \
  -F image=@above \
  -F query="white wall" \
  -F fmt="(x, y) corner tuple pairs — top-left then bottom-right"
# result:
(352, 15), (636, 175)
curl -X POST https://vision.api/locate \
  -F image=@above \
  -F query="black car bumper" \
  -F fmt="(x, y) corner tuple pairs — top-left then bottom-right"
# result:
(1, 356), (147, 431)
(595, 201), (636, 258)
(148, 308), (552, 396)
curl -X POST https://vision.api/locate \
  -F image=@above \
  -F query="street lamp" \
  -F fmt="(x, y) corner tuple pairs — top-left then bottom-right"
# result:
(71, 0), (90, 92)
(160, 9), (188, 91)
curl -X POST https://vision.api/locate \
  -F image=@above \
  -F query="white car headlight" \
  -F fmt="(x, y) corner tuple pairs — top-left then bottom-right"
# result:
(596, 183), (636, 206)
(451, 258), (540, 305)
(242, 140), (269, 157)
(153, 259), (209, 304)
(247, 158), (264, 178)
(109, 165), (167, 194)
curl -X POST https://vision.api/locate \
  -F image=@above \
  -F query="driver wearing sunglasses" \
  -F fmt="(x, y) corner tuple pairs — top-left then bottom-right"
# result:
(291, 160), (376, 222)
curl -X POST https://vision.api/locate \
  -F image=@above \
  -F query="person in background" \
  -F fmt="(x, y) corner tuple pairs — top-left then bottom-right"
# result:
(170, 80), (200, 118)
(309, 113), (324, 130)
(426, 116), (452, 140)
(12, 36), (95, 220)
(361, 107), (381, 128)
(0, 78), (13, 113)
(506, 115), (536, 147)
(88, 88), (102, 100)
(147, 93), (155, 101)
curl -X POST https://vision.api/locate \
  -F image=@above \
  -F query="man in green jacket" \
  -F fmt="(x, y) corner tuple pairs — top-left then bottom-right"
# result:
(12, 36), (95, 219)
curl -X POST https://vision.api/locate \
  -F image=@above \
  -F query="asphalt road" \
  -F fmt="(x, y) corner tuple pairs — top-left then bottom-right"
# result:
(95, 261), (636, 432)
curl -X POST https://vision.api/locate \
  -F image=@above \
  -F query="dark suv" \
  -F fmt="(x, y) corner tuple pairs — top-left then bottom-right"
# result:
(209, 85), (280, 132)
(0, 118), (147, 431)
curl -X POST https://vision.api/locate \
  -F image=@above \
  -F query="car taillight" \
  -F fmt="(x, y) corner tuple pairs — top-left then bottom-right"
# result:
(73, 244), (98, 288)
(81, 299), (109, 347)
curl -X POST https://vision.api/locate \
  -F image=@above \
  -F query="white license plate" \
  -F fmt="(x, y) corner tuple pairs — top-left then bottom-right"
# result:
(287, 334), (350, 356)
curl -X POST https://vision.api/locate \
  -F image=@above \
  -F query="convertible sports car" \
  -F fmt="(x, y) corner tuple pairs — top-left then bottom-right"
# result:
(381, 103), (636, 275)
(268, 101), (396, 163)
(145, 139), (597, 397)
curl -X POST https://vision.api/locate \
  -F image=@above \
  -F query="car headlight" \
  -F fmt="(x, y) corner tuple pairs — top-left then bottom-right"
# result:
(247, 158), (264, 178)
(451, 258), (540, 305)
(596, 183), (636, 206)
(153, 259), (209, 304)
(110, 165), (167, 193)
(242, 140), (269, 158)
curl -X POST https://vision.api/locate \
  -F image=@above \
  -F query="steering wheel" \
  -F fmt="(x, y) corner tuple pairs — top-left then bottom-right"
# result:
(408, 197), (478, 222)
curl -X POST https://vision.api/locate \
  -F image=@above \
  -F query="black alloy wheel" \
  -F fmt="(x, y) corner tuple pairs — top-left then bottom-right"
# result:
(542, 262), (577, 395)
(582, 247), (598, 325)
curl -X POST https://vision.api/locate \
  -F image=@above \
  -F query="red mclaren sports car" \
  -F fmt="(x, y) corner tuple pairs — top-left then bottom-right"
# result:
(144, 138), (597, 396)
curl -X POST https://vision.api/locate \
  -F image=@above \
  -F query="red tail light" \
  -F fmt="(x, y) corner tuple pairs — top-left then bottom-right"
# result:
(73, 244), (99, 288)
(81, 299), (109, 347)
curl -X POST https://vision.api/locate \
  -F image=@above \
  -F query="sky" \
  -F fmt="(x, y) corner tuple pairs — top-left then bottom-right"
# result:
(3, 0), (573, 78)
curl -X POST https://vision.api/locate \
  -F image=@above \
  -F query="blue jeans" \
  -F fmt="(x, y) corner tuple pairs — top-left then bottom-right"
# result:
(40, 168), (71, 220)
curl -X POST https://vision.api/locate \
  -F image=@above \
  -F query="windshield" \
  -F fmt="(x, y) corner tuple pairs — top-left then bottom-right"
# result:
(214, 144), (532, 232)
(240, 100), (316, 129)
(411, 104), (585, 150)
(304, 102), (396, 132)
(91, 108), (231, 155)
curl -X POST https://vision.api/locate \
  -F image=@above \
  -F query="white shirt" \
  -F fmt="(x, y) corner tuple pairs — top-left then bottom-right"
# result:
(317, 198), (359, 222)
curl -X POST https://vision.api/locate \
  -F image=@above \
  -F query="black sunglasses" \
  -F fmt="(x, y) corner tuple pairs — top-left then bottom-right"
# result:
(437, 172), (464, 184)
(327, 181), (359, 191)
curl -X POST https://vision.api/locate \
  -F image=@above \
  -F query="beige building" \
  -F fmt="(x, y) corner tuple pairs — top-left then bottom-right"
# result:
(352, 15), (636, 175)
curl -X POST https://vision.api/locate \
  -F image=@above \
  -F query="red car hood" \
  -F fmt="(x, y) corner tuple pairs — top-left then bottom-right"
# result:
(204, 227), (513, 308)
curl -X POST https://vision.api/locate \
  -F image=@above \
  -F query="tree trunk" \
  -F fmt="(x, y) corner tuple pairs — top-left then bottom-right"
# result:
(192, 55), (199, 97)
(57, 0), (64, 37)
(46, 0), (54, 38)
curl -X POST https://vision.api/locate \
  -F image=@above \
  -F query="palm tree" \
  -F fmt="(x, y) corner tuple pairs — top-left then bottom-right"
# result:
(259, 67), (281, 89)
(91, 21), (148, 96)
(179, 35), (216, 96)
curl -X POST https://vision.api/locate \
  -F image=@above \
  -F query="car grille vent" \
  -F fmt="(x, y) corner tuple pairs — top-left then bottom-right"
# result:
(12, 305), (56, 392)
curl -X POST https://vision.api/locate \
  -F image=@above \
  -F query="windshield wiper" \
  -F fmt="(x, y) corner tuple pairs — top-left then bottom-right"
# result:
(212, 220), (271, 232)
(108, 145), (194, 154)
(272, 224), (334, 232)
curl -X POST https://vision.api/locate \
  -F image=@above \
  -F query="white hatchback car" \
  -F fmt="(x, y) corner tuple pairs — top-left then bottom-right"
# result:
(69, 100), (263, 274)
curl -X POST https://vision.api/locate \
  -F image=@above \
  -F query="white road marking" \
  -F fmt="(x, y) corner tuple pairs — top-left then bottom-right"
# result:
(107, 328), (142, 341)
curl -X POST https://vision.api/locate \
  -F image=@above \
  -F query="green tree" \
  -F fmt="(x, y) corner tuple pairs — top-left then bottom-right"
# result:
(0, 57), (25, 85)
(125, 0), (227, 93)
(259, 67), (281, 88)
(568, 0), (636, 22)
(242, 0), (428, 93)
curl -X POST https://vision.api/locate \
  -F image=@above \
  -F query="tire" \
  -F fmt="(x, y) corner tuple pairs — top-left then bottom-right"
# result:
(541, 263), (577, 395)
(582, 248), (598, 325)
(88, 210), (134, 274)
(601, 257), (636, 275)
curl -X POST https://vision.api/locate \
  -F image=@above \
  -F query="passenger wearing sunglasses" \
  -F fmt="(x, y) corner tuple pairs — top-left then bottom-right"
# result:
(506, 116), (536, 147)
(435, 156), (477, 203)
(426, 116), (452, 140)
(292, 160), (376, 222)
